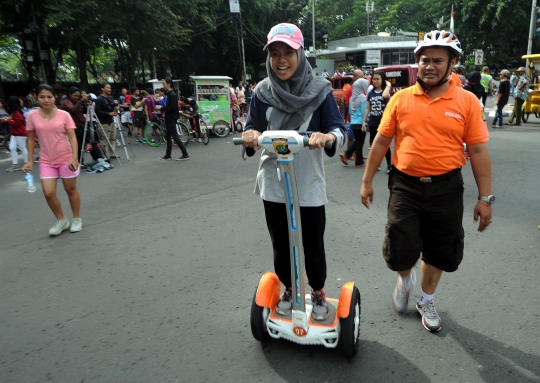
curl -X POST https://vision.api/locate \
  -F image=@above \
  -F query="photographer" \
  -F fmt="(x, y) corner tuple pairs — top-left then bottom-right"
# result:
(61, 87), (88, 162)
(94, 83), (118, 159)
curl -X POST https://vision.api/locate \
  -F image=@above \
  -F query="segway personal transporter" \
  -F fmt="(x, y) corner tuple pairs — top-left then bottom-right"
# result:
(233, 131), (361, 357)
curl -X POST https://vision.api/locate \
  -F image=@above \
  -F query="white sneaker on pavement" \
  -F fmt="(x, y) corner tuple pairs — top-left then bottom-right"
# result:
(416, 300), (442, 332)
(392, 269), (416, 313)
(49, 219), (70, 236)
(70, 218), (83, 233)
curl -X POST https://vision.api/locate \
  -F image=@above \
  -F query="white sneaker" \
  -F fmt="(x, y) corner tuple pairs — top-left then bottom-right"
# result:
(49, 219), (70, 236)
(416, 300), (442, 332)
(392, 269), (416, 313)
(70, 218), (82, 233)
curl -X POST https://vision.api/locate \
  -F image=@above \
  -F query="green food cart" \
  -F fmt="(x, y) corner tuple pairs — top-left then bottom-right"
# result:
(190, 76), (232, 137)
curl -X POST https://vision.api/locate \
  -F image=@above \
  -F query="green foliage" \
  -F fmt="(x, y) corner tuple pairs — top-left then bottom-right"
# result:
(0, 0), (537, 90)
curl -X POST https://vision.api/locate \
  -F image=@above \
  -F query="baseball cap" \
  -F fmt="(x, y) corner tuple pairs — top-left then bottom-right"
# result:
(518, 66), (527, 72)
(499, 69), (510, 77)
(263, 23), (304, 51)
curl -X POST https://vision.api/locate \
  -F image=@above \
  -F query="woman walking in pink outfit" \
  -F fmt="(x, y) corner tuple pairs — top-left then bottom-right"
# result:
(21, 84), (82, 236)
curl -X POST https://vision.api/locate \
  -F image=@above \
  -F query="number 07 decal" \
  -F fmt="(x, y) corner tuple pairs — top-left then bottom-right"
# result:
(293, 326), (307, 337)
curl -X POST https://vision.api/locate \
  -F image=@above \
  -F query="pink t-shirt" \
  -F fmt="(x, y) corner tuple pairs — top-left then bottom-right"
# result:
(27, 109), (76, 165)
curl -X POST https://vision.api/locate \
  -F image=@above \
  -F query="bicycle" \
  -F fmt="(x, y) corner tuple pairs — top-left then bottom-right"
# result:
(178, 114), (209, 145)
(144, 114), (192, 147)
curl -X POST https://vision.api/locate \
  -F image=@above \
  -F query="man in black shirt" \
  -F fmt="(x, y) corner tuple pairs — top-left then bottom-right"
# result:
(160, 78), (189, 161)
(94, 83), (118, 158)
(492, 69), (510, 128)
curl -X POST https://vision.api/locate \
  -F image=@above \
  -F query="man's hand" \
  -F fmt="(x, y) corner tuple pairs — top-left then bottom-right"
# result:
(360, 182), (374, 209)
(473, 201), (492, 232)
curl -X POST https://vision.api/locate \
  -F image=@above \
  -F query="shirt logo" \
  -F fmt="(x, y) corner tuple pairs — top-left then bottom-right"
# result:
(445, 111), (462, 119)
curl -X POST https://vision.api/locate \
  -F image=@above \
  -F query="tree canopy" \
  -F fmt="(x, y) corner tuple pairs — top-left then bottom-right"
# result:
(0, 0), (536, 98)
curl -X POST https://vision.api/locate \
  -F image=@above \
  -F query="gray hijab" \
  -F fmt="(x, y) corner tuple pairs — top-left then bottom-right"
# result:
(350, 79), (369, 112)
(255, 49), (332, 130)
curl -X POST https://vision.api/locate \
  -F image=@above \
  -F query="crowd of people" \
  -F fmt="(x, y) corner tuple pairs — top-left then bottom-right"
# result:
(1, 77), (211, 235)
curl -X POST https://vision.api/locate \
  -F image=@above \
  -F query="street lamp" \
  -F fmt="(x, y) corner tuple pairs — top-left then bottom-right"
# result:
(366, 2), (374, 36)
(312, 0), (316, 58)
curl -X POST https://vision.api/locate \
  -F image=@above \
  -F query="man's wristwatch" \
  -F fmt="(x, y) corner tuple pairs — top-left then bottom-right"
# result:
(478, 195), (495, 205)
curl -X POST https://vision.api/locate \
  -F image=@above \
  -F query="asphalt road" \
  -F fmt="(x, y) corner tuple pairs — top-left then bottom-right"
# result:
(1, 101), (539, 383)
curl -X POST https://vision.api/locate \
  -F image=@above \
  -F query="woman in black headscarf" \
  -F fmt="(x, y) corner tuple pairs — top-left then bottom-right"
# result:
(464, 71), (484, 100)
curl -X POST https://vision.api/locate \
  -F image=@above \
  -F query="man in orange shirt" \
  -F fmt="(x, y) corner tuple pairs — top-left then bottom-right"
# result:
(360, 31), (493, 333)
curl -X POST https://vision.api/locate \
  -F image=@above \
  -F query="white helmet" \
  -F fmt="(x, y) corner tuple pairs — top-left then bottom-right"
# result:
(414, 30), (462, 58)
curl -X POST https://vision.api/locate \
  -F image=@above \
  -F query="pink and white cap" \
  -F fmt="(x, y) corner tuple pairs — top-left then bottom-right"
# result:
(263, 23), (304, 51)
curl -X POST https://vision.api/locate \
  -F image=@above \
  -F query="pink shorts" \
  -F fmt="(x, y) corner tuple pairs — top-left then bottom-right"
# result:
(39, 163), (80, 179)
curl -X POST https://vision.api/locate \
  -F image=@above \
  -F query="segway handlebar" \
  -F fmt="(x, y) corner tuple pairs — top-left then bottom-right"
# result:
(232, 136), (333, 149)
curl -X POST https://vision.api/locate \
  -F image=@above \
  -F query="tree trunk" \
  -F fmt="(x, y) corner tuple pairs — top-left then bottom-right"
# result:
(141, 54), (146, 84)
(76, 39), (89, 89)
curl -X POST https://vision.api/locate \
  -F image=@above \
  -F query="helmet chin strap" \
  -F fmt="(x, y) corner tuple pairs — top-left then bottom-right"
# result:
(416, 60), (453, 93)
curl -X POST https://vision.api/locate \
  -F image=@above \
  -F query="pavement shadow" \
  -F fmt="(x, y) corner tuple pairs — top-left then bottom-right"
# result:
(444, 315), (540, 383)
(261, 338), (431, 383)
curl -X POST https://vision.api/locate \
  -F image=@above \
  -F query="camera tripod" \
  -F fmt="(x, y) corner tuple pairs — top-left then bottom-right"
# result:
(112, 114), (135, 160)
(80, 104), (125, 166)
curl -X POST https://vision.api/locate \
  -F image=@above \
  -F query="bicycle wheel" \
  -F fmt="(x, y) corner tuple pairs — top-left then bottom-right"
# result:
(213, 120), (230, 137)
(200, 120), (210, 145)
(235, 121), (244, 133)
(144, 122), (164, 147)
(176, 122), (190, 146)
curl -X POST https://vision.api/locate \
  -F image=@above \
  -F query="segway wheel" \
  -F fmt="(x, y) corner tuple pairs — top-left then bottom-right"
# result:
(250, 288), (270, 342)
(340, 286), (361, 357)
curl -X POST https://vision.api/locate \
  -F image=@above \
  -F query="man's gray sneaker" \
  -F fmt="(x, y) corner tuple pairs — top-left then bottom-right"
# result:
(416, 300), (442, 332)
(276, 288), (292, 315)
(70, 218), (82, 233)
(176, 155), (190, 161)
(49, 219), (70, 236)
(392, 269), (416, 313)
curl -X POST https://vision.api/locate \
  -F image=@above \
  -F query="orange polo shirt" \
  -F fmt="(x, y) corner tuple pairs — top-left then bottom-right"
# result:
(451, 71), (462, 87)
(378, 82), (488, 177)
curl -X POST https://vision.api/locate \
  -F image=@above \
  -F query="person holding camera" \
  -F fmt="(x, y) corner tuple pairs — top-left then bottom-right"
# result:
(61, 87), (88, 162)
(94, 83), (118, 159)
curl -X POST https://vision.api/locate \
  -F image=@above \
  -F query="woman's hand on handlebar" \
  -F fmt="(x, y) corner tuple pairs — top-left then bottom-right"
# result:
(308, 132), (335, 150)
(242, 130), (260, 149)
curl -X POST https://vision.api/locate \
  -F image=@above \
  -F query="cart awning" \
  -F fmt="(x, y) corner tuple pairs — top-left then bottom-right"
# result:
(190, 76), (233, 80)
(521, 54), (540, 60)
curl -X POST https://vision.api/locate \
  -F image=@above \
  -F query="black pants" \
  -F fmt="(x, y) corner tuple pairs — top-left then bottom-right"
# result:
(263, 200), (327, 291)
(165, 120), (188, 157)
(369, 125), (392, 166)
(75, 127), (84, 162)
(481, 91), (488, 109)
(345, 126), (366, 165)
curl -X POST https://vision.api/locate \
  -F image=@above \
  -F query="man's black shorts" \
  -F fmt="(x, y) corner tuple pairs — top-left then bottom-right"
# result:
(383, 168), (465, 272)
